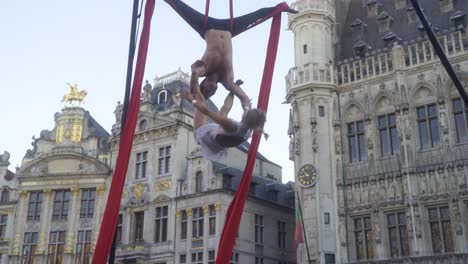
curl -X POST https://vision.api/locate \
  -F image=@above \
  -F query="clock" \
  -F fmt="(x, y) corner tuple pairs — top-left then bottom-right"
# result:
(297, 164), (318, 188)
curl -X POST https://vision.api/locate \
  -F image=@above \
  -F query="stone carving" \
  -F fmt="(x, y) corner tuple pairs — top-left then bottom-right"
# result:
(114, 101), (123, 123)
(361, 182), (369, 204)
(402, 110), (411, 140)
(379, 180), (386, 201)
(452, 202), (463, 235)
(395, 178), (402, 200)
(25, 222), (41, 232)
(373, 216), (382, 242)
(388, 179), (395, 200)
(142, 80), (152, 103)
(419, 173), (427, 195)
(438, 172), (447, 193)
(339, 220), (347, 246)
(439, 111), (448, 134)
(31, 164), (48, 176)
(391, 42), (405, 69)
(354, 184), (361, 205)
(370, 181), (378, 202)
(449, 172), (458, 191)
(0, 151), (10, 166)
(429, 172), (437, 194)
(79, 218), (93, 229)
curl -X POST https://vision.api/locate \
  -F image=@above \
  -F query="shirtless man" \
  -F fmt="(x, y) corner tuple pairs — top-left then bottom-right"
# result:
(182, 73), (266, 161)
(164, 0), (298, 109)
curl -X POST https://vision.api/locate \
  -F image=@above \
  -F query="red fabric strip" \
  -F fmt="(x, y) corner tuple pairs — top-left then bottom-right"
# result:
(91, 1), (155, 262)
(215, 13), (282, 264)
(233, 2), (288, 37)
(204, 0), (210, 30)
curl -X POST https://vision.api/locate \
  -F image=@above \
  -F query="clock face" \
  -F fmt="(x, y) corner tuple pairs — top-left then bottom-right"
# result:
(297, 164), (318, 188)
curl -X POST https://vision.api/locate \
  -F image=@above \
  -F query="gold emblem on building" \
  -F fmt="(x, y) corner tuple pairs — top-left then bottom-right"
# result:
(62, 83), (87, 107)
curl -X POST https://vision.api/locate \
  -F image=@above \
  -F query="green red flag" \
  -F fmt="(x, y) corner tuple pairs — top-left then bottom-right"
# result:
(294, 205), (304, 254)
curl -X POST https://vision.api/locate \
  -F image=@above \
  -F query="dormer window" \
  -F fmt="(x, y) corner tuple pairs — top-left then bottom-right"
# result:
(157, 90), (167, 104)
(139, 119), (148, 131)
(382, 32), (401, 47)
(367, 0), (379, 17)
(353, 41), (371, 57)
(394, 0), (406, 10)
(377, 11), (393, 32)
(440, 0), (454, 13)
(407, 7), (418, 23)
(450, 11), (466, 30)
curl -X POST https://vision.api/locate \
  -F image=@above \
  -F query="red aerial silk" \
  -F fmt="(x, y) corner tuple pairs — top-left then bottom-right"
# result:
(215, 13), (282, 264)
(91, 0), (155, 262)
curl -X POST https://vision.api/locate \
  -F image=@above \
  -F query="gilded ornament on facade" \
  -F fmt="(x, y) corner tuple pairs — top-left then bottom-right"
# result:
(176, 210), (182, 219)
(71, 186), (80, 196)
(186, 208), (193, 217)
(19, 190), (28, 197)
(133, 183), (145, 199)
(96, 185), (106, 195)
(62, 83), (87, 107)
(44, 189), (52, 194)
(56, 124), (64, 143)
(155, 180), (171, 191)
(202, 205), (209, 213)
(215, 203), (221, 211)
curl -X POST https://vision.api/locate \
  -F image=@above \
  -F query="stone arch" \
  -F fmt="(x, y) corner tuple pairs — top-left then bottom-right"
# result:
(410, 83), (437, 106)
(195, 171), (203, 193)
(372, 91), (395, 114)
(157, 90), (168, 104)
(343, 99), (366, 121)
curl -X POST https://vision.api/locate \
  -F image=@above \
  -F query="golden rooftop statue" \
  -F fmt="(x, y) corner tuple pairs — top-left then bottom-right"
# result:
(62, 83), (87, 107)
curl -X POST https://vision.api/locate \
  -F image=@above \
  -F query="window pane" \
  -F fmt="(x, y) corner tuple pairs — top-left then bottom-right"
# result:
(428, 104), (437, 118)
(366, 230), (374, 258)
(380, 129), (389, 156)
(389, 227), (399, 257)
(431, 222), (442, 253)
(388, 114), (396, 126)
(358, 134), (366, 161)
(400, 226), (410, 256)
(390, 127), (400, 154)
(417, 107), (426, 120)
(378, 116), (387, 128)
(429, 119), (440, 145)
(357, 121), (364, 133)
(387, 214), (396, 226)
(349, 136), (357, 162)
(455, 112), (468, 142)
(419, 121), (429, 148)
(440, 207), (450, 220)
(355, 231), (364, 259)
(442, 221), (454, 252)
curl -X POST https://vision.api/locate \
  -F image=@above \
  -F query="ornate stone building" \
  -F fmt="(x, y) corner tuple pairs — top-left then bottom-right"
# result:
(287, 0), (468, 263)
(4, 70), (295, 264)
(113, 71), (295, 264)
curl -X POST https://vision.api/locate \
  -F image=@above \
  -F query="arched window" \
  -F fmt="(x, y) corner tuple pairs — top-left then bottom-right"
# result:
(0, 189), (9, 203)
(195, 172), (203, 193)
(158, 90), (168, 104)
(139, 119), (148, 131)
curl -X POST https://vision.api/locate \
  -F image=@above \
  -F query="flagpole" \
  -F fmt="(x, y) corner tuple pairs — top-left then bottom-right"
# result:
(296, 190), (312, 263)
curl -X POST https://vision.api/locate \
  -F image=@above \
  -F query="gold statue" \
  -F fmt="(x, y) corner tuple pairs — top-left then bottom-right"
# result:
(62, 83), (87, 106)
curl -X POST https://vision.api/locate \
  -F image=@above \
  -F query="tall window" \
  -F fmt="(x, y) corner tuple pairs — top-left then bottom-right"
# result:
(348, 120), (366, 162)
(52, 190), (70, 221)
(155, 206), (168, 242)
(27, 191), (43, 221)
(453, 98), (468, 143)
(255, 214), (264, 244)
(255, 257), (264, 264)
(192, 207), (204, 239)
(417, 104), (440, 149)
(80, 189), (96, 219)
(191, 251), (203, 264)
(429, 207), (454, 254)
(179, 254), (187, 264)
(116, 214), (123, 244)
(378, 113), (400, 157)
(0, 189), (9, 203)
(47, 231), (65, 264)
(387, 212), (409, 257)
(135, 151), (148, 179)
(277, 221), (286, 248)
(230, 252), (239, 264)
(354, 216), (374, 260)
(222, 174), (233, 189)
(158, 146), (171, 175)
(208, 250), (216, 264)
(181, 210), (187, 240)
(0, 214), (7, 240)
(195, 172), (203, 193)
(22, 232), (38, 264)
(209, 205), (216, 236)
(76, 230), (92, 264)
(134, 211), (144, 242)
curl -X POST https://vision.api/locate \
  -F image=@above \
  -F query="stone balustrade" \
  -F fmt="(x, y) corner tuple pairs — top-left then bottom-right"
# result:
(290, 0), (335, 16)
(286, 63), (334, 92)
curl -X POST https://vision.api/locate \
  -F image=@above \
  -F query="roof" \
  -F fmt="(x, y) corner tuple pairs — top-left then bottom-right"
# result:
(336, 0), (468, 60)
(212, 161), (293, 208)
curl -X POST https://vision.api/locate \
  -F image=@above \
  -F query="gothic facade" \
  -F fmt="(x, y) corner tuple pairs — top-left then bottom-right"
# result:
(287, 0), (468, 263)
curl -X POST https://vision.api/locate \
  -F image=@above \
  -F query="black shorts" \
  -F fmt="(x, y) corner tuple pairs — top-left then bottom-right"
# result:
(164, 0), (285, 38)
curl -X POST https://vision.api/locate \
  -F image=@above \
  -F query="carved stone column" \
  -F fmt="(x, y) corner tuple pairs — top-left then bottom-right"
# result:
(214, 203), (222, 245)
(64, 187), (81, 254)
(11, 190), (28, 256)
(202, 205), (209, 257)
(35, 189), (53, 255)
(92, 185), (106, 251)
(186, 208), (193, 246)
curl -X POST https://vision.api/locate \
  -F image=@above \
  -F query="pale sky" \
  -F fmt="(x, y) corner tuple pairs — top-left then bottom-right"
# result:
(0, 0), (296, 183)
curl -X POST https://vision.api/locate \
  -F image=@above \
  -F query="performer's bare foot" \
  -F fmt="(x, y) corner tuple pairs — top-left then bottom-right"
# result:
(235, 79), (244, 86)
(286, 7), (299, 14)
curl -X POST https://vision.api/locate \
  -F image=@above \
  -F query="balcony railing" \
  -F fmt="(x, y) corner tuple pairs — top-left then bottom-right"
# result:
(290, 0), (335, 16)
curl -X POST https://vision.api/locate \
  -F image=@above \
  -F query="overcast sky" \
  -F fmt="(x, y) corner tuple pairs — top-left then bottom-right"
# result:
(0, 0), (296, 183)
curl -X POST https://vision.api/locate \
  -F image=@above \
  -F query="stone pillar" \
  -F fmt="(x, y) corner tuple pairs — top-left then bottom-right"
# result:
(202, 205), (209, 257)
(35, 189), (53, 256)
(124, 208), (133, 245)
(214, 203), (222, 245)
(143, 206), (152, 243)
(92, 185), (106, 252)
(10, 190), (28, 256)
(64, 187), (81, 255)
(186, 208), (193, 246)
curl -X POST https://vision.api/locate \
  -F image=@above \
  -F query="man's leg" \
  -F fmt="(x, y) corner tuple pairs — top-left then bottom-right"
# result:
(163, 0), (206, 38)
(231, 2), (296, 37)
(222, 76), (251, 110)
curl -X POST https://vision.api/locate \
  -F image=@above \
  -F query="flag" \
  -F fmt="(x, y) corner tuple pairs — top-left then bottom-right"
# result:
(294, 205), (304, 258)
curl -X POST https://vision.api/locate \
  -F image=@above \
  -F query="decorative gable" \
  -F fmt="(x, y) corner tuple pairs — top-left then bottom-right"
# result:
(377, 11), (393, 32)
